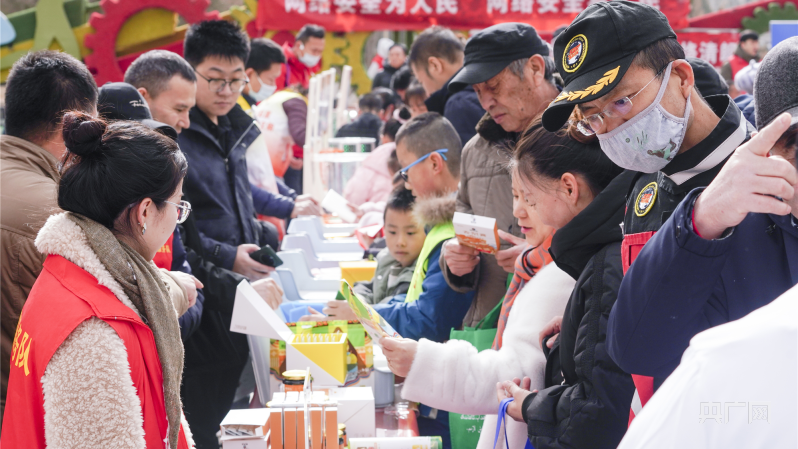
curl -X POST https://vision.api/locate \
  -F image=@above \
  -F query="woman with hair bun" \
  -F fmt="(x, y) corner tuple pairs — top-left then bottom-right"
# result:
(2, 112), (195, 449)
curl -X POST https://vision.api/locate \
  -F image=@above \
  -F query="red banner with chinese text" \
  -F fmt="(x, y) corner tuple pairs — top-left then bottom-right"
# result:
(676, 29), (740, 68)
(257, 0), (690, 33)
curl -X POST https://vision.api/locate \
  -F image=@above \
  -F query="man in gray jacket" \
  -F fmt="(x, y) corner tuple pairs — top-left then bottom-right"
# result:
(441, 23), (561, 325)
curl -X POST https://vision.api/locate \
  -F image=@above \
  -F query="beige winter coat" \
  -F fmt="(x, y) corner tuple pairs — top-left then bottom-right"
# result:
(440, 114), (523, 327)
(31, 213), (194, 448)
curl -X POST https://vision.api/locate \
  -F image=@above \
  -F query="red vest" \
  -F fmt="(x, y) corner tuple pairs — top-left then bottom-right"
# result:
(621, 230), (657, 427)
(153, 232), (175, 270)
(1, 255), (189, 449)
(728, 54), (750, 83)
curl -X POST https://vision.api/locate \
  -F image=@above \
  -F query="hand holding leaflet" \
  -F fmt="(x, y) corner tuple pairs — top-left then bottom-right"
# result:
(339, 280), (400, 345)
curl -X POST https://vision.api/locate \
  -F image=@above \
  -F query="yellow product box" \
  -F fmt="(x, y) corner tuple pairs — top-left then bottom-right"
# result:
(287, 333), (349, 385)
(338, 260), (378, 286)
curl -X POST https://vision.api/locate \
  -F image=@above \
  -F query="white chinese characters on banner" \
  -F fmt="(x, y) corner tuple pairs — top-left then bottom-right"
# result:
(537, 0), (559, 13)
(719, 42), (737, 64)
(410, 0), (433, 13)
(286, 0), (307, 13)
(699, 41), (719, 65)
(437, 0), (458, 13)
(680, 38), (739, 68)
(682, 41), (699, 59)
(360, 0), (382, 14)
(385, 0), (406, 13)
(329, 0), (460, 14)
(296, 0), (669, 17)
(511, 0), (533, 12)
(487, 0), (508, 13)
(334, 0), (357, 12)
(562, 0), (584, 13)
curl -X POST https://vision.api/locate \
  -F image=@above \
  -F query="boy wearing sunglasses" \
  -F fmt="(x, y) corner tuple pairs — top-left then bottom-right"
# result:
(540, 1), (755, 426)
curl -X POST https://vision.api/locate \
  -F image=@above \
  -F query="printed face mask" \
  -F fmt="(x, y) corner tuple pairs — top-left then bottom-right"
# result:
(597, 62), (692, 173)
(249, 75), (277, 103)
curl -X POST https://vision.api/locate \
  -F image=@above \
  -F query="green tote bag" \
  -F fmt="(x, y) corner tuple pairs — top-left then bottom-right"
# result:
(447, 298), (504, 449)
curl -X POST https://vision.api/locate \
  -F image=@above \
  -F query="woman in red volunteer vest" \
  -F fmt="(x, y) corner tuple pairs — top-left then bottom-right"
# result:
(2, 112), (195, 448)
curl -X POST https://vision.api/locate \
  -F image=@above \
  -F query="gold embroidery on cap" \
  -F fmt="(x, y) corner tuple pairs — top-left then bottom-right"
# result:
(553, 66), (620, 104)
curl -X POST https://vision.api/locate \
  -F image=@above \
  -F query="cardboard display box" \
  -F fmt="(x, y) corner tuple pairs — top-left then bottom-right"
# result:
(452, 212), (501, 254)
(230, 281), (350, 386)
(321, 387), (375, 438)
(338, 260), (378, 286)
(220, 408), (271, 449)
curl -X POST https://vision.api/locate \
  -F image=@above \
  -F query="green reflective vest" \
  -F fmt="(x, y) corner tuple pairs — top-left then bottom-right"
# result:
(404, 222), (455, 303)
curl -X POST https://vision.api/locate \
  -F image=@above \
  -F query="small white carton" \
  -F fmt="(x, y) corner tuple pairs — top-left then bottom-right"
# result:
(452, 212), (501, 254)
(220, 408), (271, 449)
(323, 387), (376, 438)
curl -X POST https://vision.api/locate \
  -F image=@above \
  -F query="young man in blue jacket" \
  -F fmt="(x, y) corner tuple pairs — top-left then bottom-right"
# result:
(306, 113), (474, 341)
(607, 37), (798, 385)
(125, 48), (320, 226)
(176, 21), (284, 449)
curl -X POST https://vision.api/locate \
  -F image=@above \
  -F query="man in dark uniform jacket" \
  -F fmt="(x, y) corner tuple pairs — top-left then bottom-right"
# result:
(540, 0), (754, 425)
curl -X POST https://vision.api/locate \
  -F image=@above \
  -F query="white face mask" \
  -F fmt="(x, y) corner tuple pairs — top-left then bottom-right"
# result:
(597, 62), (692, 173)
(299, 53), (321, 68)
(249, 75), (277, 103)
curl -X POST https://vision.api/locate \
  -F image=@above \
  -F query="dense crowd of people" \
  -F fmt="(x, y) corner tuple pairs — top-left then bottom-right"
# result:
(1, 1), (796, 448)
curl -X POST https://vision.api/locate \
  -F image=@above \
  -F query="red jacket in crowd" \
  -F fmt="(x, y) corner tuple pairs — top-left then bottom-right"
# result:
(276, 42), (322, 91)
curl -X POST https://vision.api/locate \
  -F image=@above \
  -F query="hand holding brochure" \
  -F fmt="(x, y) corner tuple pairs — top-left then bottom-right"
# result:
(340, 280), (400, 344)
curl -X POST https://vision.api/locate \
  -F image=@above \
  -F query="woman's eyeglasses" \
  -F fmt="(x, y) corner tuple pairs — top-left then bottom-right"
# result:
(165, 200), (192, 224)
(400, 149), (449, 181)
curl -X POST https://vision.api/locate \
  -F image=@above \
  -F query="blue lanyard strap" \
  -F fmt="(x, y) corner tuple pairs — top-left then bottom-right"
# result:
(494, 398), (514, 449)
(494, 397), (534, 449)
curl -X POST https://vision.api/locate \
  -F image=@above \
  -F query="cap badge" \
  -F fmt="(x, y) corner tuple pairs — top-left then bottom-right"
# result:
(634, 182), (658, 217)
(553, 66), (620, 104)
(563, 34), (588, 73)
